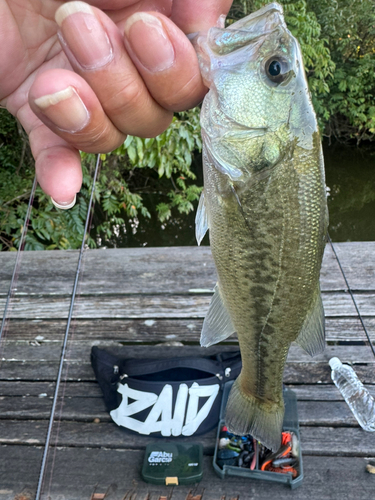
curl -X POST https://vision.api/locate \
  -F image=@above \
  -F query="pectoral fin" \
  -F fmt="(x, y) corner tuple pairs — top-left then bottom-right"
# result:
(201, 285), (236, 347)
(204, 139), (243, 181)
(295, 289), (325, 356)
(195, 191), (209, 246)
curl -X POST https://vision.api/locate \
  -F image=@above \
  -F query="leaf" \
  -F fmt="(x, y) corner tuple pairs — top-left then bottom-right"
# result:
(102, 193), (120, 215)
(127, 144), (137, 164)
(156, 203), (172, 222)
(124, 135), (134, 148)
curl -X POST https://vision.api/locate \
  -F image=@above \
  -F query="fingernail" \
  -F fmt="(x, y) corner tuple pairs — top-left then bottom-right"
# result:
(124, 13), (175, 72)
(51, 195), (77, 210)
(55, 1), (113, 70)
(34, 86), (89, 132)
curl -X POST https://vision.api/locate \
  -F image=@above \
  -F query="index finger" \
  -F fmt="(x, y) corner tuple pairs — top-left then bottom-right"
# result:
(171, 0), (233, 33)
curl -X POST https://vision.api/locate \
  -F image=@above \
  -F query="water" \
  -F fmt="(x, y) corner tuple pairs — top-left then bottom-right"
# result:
(97, 142), (375, 248)
(324, 142), (375, 242)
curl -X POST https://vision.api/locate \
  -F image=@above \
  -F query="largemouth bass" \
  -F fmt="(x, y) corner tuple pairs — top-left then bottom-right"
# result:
(194, 3), (328, 451)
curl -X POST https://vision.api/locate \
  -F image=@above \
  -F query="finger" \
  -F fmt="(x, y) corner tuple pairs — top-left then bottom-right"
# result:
(16, 102), (82, 204)
(171, 0), (233, 33)
(29, 68), (127, 154)
(84, 0), (172, 16)
(54, 1), (173, 137)
(33, 133), (83, 208)
(123, 12), (206, 111)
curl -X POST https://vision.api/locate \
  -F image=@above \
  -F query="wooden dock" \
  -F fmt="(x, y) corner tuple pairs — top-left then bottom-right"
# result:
(0, 242), (374, 499)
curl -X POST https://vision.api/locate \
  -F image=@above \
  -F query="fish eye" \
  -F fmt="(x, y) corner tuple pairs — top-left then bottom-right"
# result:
(265, 56), (291, 84)
(269, 60), (281, 76)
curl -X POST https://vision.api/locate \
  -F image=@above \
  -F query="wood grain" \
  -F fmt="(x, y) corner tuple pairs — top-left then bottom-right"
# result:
(1, 447), (374, 500)
(0, 243), (374, 499)
(1, 242), (374, 297)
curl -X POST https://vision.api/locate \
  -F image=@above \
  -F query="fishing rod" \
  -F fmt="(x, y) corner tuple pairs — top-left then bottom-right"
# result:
(35, 154), (101, 500)
(0, 176), (37, 343)
(327, 234), (375, 359)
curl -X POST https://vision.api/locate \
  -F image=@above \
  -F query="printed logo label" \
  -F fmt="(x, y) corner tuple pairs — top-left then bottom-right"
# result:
(148, 451), (173, 464)
(110, 382), (220, 436)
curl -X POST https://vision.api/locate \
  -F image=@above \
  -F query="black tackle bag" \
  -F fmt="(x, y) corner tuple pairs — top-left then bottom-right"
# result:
(91, 346), (242, 437)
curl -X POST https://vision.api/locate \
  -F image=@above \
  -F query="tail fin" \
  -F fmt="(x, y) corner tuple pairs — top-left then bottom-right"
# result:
(225, 378), (284, 451)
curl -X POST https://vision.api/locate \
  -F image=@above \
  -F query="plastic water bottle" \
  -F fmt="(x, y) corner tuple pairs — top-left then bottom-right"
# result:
(329, 357), (375, 432)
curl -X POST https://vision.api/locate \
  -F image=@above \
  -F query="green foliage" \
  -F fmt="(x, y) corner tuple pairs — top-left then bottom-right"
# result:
(115, 108), (202, 176)
(306, 0), (375, 142)
(0, 171), (96, 251)
(0, 110), (34, 251)
(0, 108), (202, 250)
(89, 108), (202, 245)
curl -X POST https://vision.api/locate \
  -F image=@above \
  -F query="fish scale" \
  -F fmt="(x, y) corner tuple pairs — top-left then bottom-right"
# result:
(194, 3), (328, 451)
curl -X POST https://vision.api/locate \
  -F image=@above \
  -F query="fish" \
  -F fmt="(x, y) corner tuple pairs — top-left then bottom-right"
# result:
(194, 2), (329, 451)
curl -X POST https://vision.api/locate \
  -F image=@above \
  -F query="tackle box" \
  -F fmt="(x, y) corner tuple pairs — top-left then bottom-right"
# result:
(213, 381), (303, 489)
(142, 442), (203, 485)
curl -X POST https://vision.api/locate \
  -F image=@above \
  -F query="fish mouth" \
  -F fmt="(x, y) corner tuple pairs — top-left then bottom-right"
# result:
(218, 110), (268, 140)
(222, 127), (267, 141)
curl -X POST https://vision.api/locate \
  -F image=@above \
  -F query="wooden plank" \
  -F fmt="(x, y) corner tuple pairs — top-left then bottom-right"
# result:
(2, 317), (375, 343)
(1, 446), (374, 500)
(1, 380), (374, 401)
(2, 342), (375, 368)
(3, 358), (375, 384)
(1, 380), (374, 402)
(319, 242), (348, 291)
(2, 342), (375, 366)
(2, 393), (375, 428)
(328, 242), (375, 291)
(0, 419), (217, 452)
(32, 397), (375, 426)
(0, 381), (99, 397)
(1, 243), (373, 298)
(287, 383), (375, 400)
(300, 426), (375, 456)
(1, 345), (375, 383)
(0, 343), (247, 365)
(0, 247), (218, 296)
(283, 362), (375, 384)
(1, 420), (374, 457)
(0, 445), (42, 500)
(0, 420), (50, 447)
(3, 291), (375, 319)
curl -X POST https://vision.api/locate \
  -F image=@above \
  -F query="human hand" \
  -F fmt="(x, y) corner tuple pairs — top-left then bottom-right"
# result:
(0, 0), (232, 207)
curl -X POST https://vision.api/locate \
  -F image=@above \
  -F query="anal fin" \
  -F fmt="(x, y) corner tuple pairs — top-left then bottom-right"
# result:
(201, 284), (236, 347)
(295, 288), (325, 356)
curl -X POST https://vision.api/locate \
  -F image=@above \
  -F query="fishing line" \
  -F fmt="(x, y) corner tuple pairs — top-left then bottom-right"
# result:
(35, 154), (102, 500)
(328, 234), (375, 359)
(0, 175), (37, 343)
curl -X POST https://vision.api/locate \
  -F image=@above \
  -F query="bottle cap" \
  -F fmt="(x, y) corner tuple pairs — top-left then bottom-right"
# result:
(329, 357), (342, 370)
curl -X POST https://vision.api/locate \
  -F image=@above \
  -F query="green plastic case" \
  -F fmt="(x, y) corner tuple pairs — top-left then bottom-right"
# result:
(213, 381), (304, 489)
(142, 443), (203, 485)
